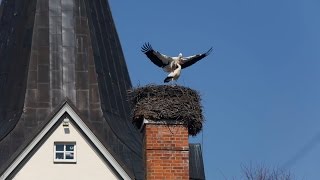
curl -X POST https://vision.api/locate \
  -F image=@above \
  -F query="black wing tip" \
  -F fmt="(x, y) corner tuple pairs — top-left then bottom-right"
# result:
(205, 47), (213, 56)
(141, 42), (153, 53)
(164, 77), (173, 83)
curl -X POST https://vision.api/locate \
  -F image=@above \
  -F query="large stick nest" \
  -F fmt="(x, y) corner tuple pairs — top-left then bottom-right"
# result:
(128, 84), (203, 136)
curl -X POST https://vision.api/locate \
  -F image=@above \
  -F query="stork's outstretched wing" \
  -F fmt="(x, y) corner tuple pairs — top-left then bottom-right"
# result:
(180, 47), (213, 69)
(141, 43), (173, 67)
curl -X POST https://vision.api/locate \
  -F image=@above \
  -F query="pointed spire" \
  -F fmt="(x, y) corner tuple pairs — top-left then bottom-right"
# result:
(0, 0), (143, 178)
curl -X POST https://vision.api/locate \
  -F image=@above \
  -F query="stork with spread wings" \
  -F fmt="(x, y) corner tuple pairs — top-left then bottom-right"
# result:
(141, 43), (213, 83)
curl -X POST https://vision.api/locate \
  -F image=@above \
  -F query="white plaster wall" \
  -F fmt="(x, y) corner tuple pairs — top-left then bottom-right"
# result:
(13, 121), (119, 180)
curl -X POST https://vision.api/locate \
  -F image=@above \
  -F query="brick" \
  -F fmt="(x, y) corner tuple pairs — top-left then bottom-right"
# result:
(144, 123), (189, 180)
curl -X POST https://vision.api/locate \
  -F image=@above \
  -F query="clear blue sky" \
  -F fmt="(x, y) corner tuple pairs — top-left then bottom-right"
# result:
(109, 1), (320, 179)
(1, 0), (319, 179)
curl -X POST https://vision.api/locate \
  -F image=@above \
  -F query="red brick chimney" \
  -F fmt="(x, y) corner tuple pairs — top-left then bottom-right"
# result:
(142, 120), (189, 180)
(129, 85), (203, 179)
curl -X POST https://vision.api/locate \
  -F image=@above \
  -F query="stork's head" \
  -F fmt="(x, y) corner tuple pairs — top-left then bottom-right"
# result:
(178, 53), (183, 58)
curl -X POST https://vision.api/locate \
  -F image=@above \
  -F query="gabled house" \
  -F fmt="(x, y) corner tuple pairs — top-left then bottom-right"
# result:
(1, 101), (132, 179)
(0, 0), (205, 179)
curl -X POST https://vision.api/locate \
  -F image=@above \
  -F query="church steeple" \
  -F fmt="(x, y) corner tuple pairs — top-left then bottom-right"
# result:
(0, 0), (143, 178)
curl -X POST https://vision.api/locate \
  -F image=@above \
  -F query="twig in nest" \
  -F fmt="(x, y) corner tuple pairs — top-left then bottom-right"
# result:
(128, 84), (204, 136)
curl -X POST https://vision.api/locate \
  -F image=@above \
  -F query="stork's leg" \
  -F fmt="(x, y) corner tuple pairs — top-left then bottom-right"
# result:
(172, 79), (178, 87)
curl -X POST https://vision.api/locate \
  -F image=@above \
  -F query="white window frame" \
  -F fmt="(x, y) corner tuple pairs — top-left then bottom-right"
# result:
(53, 142), (77, 163)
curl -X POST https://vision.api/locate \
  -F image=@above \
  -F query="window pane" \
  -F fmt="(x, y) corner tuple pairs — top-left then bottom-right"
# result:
(66, 144), (74, 151)
(54, 142), (76, 162)
(65, 152), (74, 159)
(56, 152), (64, 159)
(56, 144), (64, 151)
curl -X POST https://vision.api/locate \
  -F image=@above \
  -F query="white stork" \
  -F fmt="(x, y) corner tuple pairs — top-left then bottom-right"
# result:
(141, 43), (213, 83)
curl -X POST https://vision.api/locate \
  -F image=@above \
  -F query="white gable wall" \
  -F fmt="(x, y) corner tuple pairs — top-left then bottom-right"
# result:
(13, 120), (118, 180)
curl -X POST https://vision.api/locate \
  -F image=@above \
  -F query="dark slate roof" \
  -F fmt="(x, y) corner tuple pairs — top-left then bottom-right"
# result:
(0, 0), (34, 143)
(0, 0), (143, 179)
(190, 144), (206, 180)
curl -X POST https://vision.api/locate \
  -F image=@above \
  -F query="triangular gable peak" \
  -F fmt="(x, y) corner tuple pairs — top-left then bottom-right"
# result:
(1, 103), (131, 180)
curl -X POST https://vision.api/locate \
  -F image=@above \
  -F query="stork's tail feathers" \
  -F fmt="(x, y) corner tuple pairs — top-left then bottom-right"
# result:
(164, 77), (173, 83)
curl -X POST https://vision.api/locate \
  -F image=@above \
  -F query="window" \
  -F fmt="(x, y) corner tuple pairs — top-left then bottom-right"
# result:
(54, 142), (76, 162)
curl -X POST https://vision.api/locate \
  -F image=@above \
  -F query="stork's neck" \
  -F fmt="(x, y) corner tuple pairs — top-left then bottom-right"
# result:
(176, 63), (182, 70)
